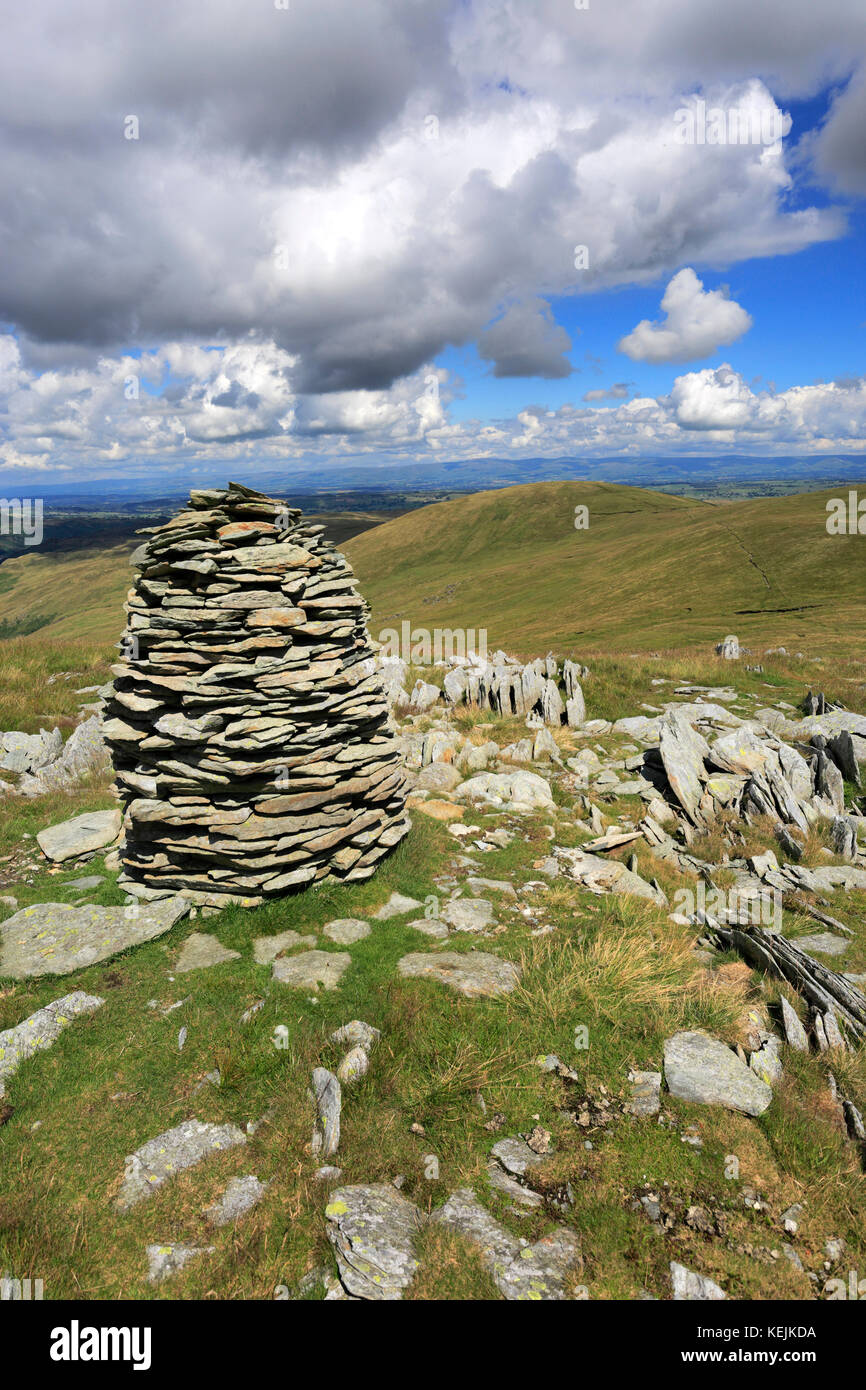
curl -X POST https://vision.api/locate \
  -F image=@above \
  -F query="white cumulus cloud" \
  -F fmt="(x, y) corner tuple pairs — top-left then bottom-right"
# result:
(618, 269), (753, 364)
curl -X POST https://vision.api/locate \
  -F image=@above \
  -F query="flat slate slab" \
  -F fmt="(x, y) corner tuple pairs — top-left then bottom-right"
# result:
(791, 931), (849, 957)
(36, 809), (122, 863)
(466, 877), (518, 899)
(0, 896), (190, 979)
(204, 1174), (267, 1227)
(147, 1242), (214, 1284)
(325, 1184), (424, 1300)
(272, 949), (351, 990)
(322, 918), (371, 945)
(116, 1117), (247, 1210)
(175, 932), (241, 973)
(663, 1031), (772, 1116)
(0, 991), (104, 1097)
(252, 929), (316, 963)
(406, 917), (450, 939)
(397, 951), (520, 999)
(441, 898), (494, 933)
(372, 893), (424, 920)
(433, 1188), (582, 1300)
(486, 1161), (544, 1209)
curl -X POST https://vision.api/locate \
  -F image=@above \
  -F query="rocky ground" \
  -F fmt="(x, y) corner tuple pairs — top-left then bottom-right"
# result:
(0, 640), (864, 1301)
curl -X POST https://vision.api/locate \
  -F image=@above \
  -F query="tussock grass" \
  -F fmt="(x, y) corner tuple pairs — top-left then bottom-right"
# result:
(0, 636), (113, 734)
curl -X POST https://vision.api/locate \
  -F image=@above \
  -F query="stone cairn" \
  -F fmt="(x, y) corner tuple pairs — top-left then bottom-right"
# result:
(104, 482), (410, 907)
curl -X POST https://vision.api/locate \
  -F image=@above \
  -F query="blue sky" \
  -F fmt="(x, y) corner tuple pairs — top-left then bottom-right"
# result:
(439, 210), (866, 421)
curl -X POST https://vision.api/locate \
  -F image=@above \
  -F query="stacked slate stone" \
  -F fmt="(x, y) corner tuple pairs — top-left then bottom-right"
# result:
(104, 482), (410, 908)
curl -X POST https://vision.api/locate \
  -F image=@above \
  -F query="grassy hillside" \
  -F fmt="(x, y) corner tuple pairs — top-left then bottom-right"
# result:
(344, 481), (864, 659)
(0, 543), (133, 645)
(0, 481), (861, 660)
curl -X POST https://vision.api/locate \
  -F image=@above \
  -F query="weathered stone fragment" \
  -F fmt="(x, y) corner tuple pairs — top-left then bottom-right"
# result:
(325, 1184), (423, 1299)
(116, 1118), (246, 1210)
(663, 1031), (772, 1116)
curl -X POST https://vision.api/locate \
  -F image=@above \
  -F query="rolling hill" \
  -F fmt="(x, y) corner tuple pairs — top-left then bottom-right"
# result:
(0, 481), (860, 658)
(344, 481), (863, 659)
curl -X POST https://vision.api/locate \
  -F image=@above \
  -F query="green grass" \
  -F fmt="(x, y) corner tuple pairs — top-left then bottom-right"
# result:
(0, 636), (113, 736)
(0, 614), (55, 640)
(2, 481), (866, 664)
(345, 480), (866, 660)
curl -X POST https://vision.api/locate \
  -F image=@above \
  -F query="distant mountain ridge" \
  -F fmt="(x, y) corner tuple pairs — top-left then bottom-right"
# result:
(8, 454), (866, 507)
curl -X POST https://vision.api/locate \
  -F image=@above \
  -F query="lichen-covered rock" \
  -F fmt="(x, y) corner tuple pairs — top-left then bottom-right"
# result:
(146, 1242), (214, 1284)
(663, 1031), (773, 1116)
(311, 1067), (341, 1157)
(204, 1174), (267, 1227)
(336, 1046), (370, 1085)
(116, 1117), (246, 1210)
(433, 1189), (582, 1299)
(325, 1184), (424, 1299)
(105, 482), (410, 907)
(0, 896), (190, 979)
(0, 991), (104, 1097)
(330, 1020), (381, 1050)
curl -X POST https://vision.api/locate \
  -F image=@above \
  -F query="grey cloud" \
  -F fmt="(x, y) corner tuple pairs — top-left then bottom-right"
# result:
(583, 384), (631, 401)
(808, 70), (866, 194)
(478, 298), (573, 379)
